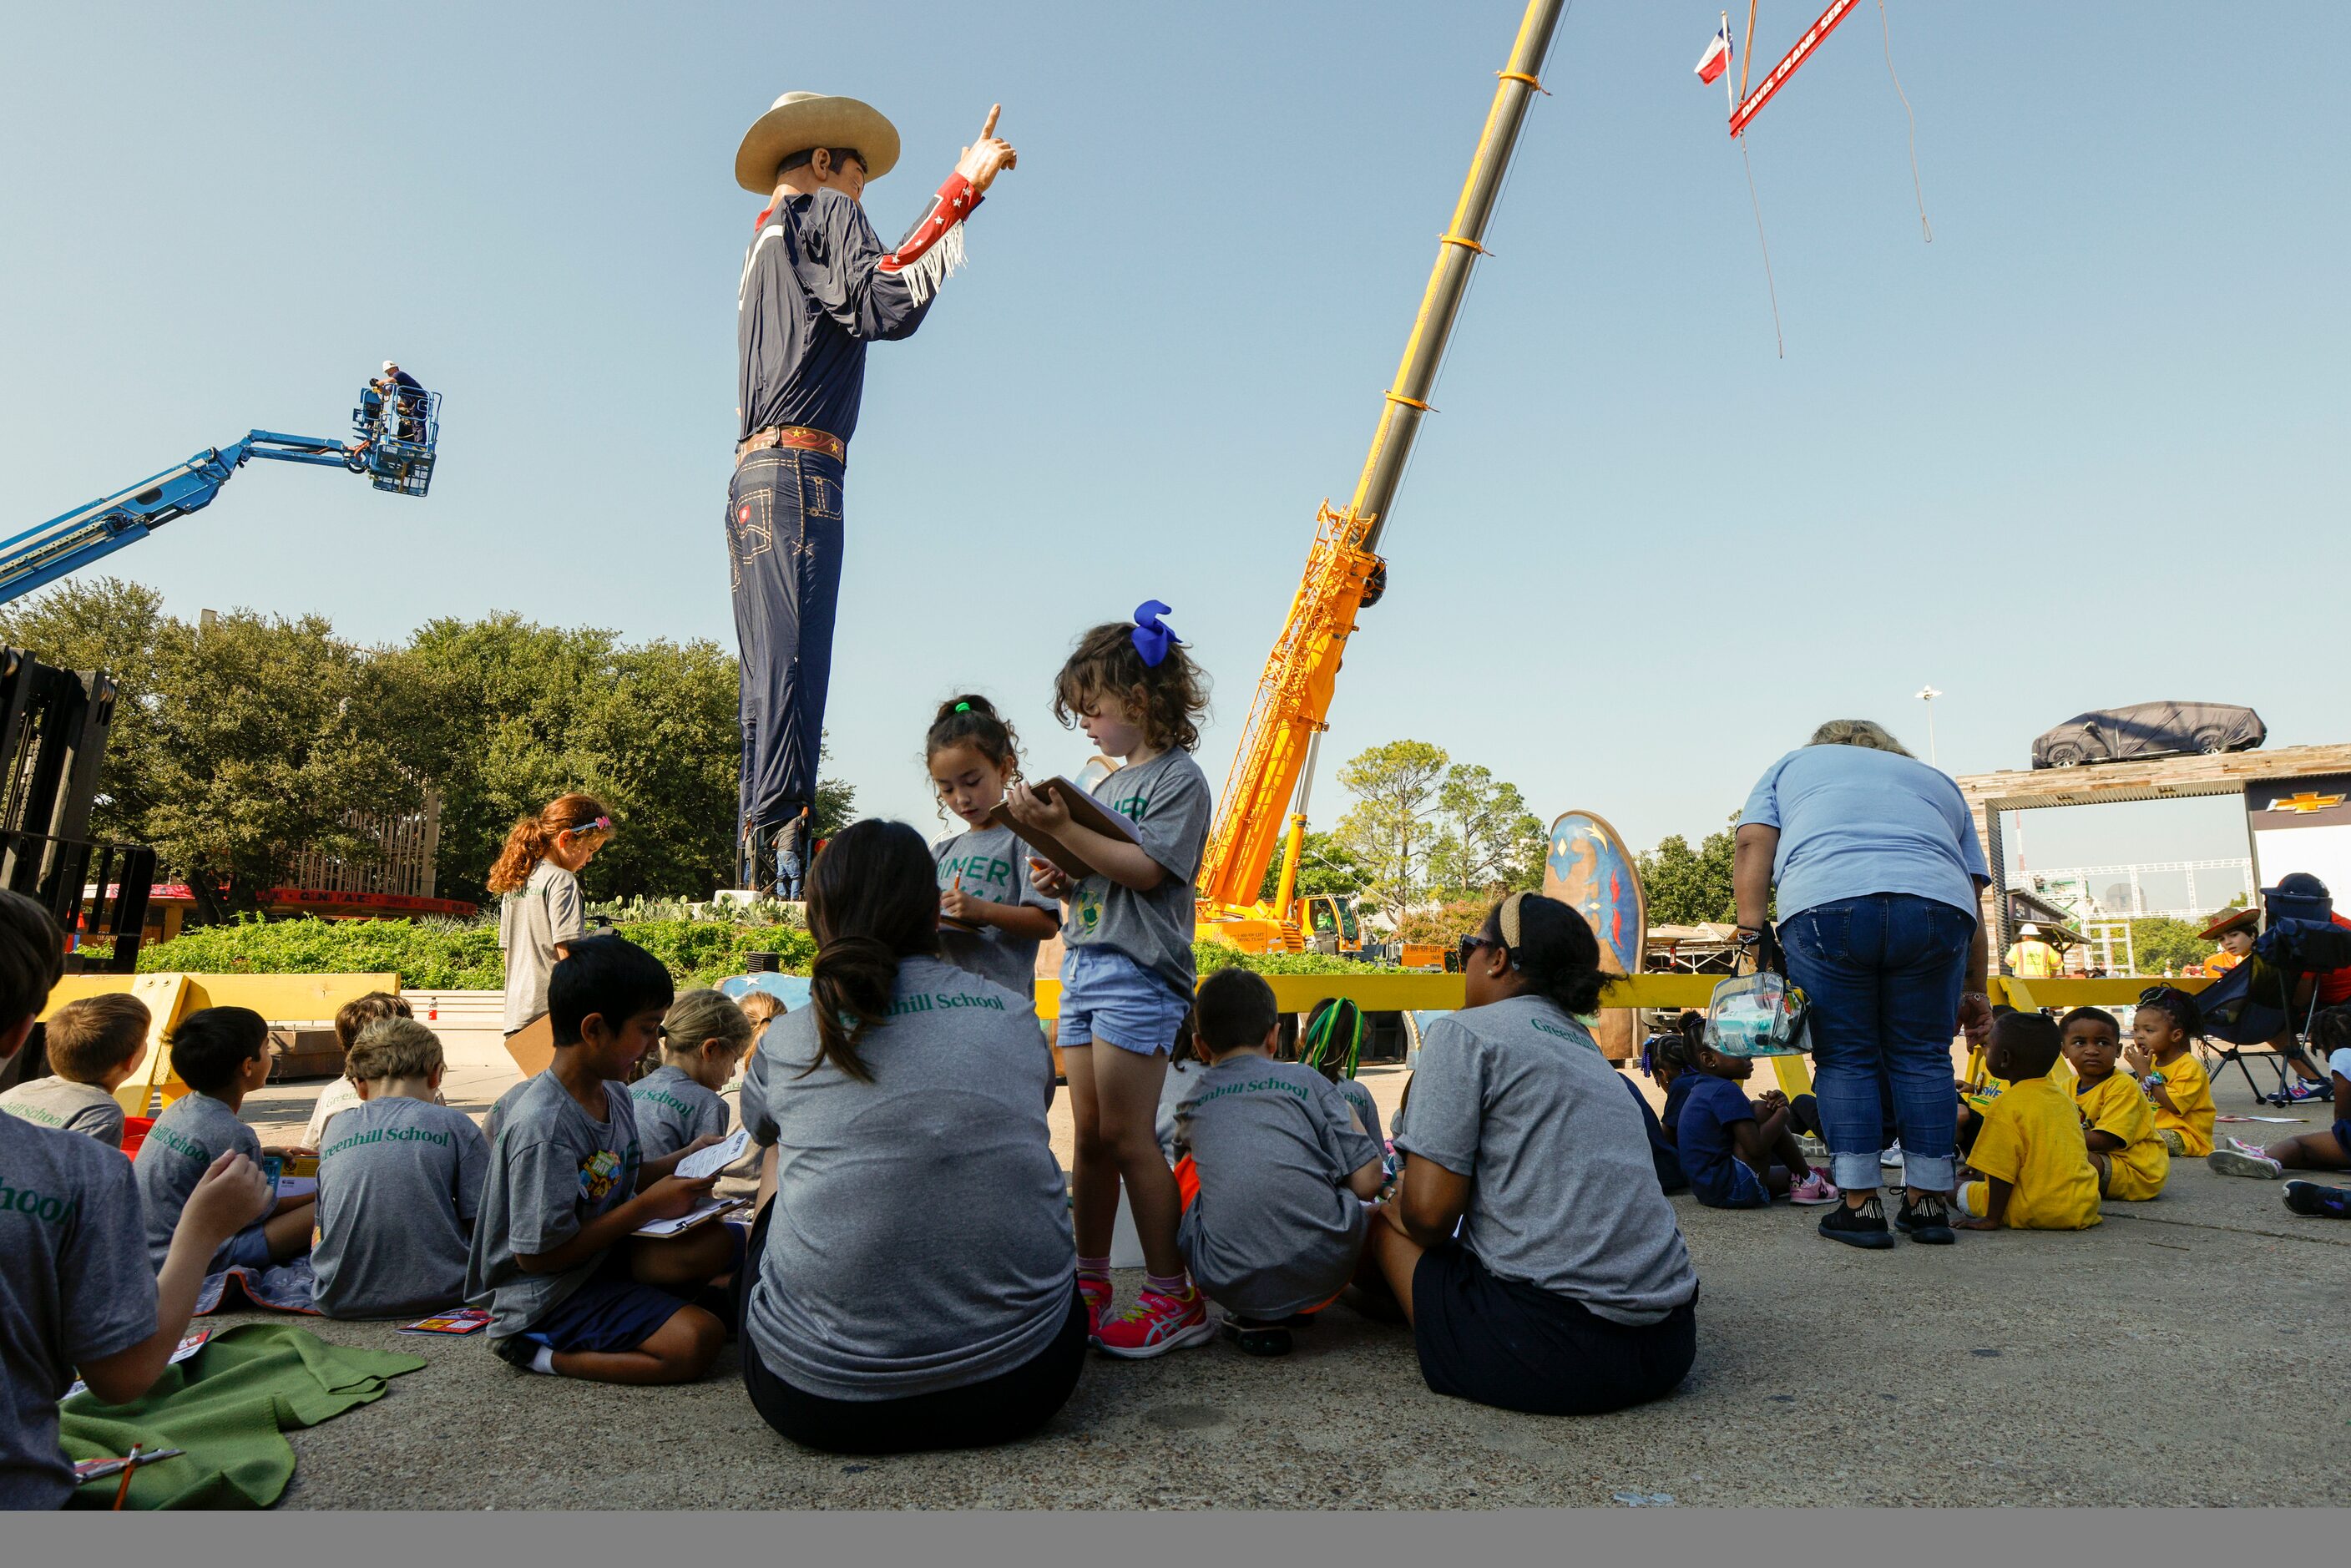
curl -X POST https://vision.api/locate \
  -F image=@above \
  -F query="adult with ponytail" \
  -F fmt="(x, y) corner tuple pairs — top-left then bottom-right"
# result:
(1368, 891), (1699, 1417)
(489, 794), (614, 1045)
(736, 819), (1083, 1453)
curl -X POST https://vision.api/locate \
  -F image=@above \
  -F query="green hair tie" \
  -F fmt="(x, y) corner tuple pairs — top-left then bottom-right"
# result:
(954, 701), (971, 712)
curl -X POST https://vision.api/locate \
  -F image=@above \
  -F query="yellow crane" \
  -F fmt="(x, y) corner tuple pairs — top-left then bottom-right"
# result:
(1196, 0), (1568, 954)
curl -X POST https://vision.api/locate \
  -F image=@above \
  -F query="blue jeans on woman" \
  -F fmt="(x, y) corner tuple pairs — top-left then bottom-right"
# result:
(1779, 893), (1974, 1194)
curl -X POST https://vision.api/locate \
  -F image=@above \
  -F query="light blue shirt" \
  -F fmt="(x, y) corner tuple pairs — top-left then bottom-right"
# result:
(1741, 745), (1989, 921)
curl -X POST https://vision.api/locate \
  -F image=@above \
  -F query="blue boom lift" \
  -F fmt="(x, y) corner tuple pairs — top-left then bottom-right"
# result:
(0, 377), (442, 606)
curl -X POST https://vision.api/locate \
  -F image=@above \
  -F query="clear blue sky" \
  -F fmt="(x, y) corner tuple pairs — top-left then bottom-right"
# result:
(4, 1), (2343, 881)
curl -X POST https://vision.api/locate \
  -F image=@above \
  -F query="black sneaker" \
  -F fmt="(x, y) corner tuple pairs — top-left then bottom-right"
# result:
(1818, 1194), (1895, 1250)
(2282, 1181), (2351, 1220)
(1220, 1316), (1293, 1357)
(1896, 1192), (1956, 1245)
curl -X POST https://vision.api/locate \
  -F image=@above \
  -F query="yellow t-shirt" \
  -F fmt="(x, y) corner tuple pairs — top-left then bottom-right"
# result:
(2005, 940), (2063, 979)
(2075, 1070), (2168, 1200)
(2147, 1050), (2214, 1157)
(1965, 1075), (2101, 1230)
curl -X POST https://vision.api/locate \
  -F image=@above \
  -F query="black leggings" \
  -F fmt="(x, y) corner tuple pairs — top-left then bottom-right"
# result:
(738, 1206), (1089, 1454)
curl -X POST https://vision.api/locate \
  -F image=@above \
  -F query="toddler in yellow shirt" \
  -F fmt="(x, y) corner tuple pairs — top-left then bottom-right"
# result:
(1954, 1012), (2100, 1232)
(2062, 1006), (2167, 1200)
(2124, 987), (2212, 1158)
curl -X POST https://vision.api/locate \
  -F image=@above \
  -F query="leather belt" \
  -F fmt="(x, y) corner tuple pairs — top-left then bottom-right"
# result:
(736, 425), (846, 464)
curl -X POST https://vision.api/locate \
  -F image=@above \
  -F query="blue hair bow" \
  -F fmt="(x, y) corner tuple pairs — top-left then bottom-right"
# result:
(1131, 600), (1178, 668)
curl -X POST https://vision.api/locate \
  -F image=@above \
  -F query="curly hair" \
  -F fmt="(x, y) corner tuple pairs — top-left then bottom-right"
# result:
(1806, 719), (1914, 757)
(1051, 622), (1208, 754)
(926, 694), (1023, 774)
(487, 792), (614, 895)
(1484, 892), (1615, 1017)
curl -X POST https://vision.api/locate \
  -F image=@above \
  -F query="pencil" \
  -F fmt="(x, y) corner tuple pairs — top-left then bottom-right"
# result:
(112, 1445), (141, 1510)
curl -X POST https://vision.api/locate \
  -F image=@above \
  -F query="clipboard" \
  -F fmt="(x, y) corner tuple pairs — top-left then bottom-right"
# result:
(988, 776), (1142, 881)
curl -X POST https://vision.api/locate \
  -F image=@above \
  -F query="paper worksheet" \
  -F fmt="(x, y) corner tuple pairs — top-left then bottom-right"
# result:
(634, 1196), (744, 1238)
(675, 1126), (750, 1181)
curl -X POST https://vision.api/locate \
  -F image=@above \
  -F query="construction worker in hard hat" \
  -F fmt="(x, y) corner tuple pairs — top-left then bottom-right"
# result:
(2004, 923), (2063, 980)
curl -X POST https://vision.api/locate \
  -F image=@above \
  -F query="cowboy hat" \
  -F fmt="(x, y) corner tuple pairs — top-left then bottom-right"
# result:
(736, 92), (900, 194)
(2198, 907), (2259, 940)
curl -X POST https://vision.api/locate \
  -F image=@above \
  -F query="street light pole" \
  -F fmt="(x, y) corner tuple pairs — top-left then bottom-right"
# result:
(1916, 685), (1943, 766)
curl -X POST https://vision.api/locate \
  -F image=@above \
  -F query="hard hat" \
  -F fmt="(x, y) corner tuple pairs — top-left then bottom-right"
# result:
(2019, 923), (2040, 937)
(382, 361), (398, 372)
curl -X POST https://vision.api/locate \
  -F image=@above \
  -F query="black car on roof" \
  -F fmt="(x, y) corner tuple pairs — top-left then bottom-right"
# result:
(2030, 702), (2266, 768)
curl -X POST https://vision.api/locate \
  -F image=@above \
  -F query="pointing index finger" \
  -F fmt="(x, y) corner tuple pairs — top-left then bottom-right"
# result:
(980, 104), (1001, 141)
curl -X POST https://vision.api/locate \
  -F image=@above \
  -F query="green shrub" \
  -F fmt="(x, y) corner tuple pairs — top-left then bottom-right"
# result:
(1191, 941), (1405, 978)
(139, 914), (815, 989)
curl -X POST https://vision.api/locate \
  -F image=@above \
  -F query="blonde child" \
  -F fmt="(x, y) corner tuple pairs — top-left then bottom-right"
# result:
(489, 792), (614, 1039)
(926, 695), (1059, 999)
(299, 991), (418, 1151)
(0, 994), (149, 1147)
(1953, 1011), (2101, 1232)
(1004, 605), (1216, 1357)
(311, 1018), (490, 1318)
(2125, 987), (2212, 1157)
(132, 1008), (316, 1271)
(2061, 1006), (2168, 1201)
(632, 989), (754, 1162)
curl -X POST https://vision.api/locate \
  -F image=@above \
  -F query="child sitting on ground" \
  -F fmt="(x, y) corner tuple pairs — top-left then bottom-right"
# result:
(2124, 987), (2212, 1157)
(629, 989), (752, 1162)
(1953, 1010), (2101, 1231)
(1301, 997), (1386, 1166)
(299, 992), (419, 1150)
(1673, 1032), (1837, 1208)
(311, 1017), (491, 1319)
(132, 1008), (315, 1272)
(2208, 1005), (2351, 1212)
(1173, 969), (1383, 1356)
(1633, 1020), (1696, 1195)
(464, 935), (734, 1384)
(0, 890), (276, 1510)
(0, 993), (149, 1147)
(2061, 1006), (2168, 1201)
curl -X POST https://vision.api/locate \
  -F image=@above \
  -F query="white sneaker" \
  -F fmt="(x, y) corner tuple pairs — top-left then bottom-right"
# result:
(1787, 1171), (1841, 1206)
(1880, 1141), (1905, 1169)
(2207, 1147), (2283, 1181)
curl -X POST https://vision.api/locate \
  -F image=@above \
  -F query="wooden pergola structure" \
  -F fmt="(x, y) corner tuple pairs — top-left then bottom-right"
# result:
(1954, 742), (2351, 959)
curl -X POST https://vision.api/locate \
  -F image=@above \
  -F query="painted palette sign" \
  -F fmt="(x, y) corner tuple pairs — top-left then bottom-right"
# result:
(1542, 810), (1649, 1060)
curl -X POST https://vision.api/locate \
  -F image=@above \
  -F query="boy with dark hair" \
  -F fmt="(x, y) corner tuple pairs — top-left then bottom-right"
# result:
(132, 1007), (314, 1272)
(0, 993), (150, 1147)
(311, 1018), (491, 1318)
(1954, 1012), (2101, 1231)
(1172, 968), (1383, 1357)
(0, 890), (271, 1508)
(2061, 1006), (2168, 1200)
(300, 991), (422, 1150)
(465, 935), (733, 1383)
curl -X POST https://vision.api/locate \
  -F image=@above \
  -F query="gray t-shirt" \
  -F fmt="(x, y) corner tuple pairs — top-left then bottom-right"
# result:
(934, 823), (1058, 998)
(0, 1076), (125, 1147)
(1175, 1057), (1380, 1318)
(1335, 1078), (1383, 1152)
(1155, 1057), (1207, 1163)
(498, 860), (585, 1034)
(482, 1074), (538, 1146)
(741, 955), (1073, 1400)
(629, 1065), (729, 1164)
(312, 1096), (489, 1319)
(1395, 995), (1697, 1326)
(463, 1073), (642, 1339)
(133, 1091), (265, 1271)
(1060, 749), (1213, 999)
(0, 1119), (158, 1509)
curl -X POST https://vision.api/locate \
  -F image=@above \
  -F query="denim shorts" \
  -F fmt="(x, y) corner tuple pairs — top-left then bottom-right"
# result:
(1059, 945), (1191, 1057)
(214, 1219), (274, 1272)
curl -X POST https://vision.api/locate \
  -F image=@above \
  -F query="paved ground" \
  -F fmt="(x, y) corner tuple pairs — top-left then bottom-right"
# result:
(224, 1035), (2350, 1508)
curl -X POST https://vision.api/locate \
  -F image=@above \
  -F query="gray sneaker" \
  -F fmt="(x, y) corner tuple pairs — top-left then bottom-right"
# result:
(2206, 1147), (2283, 1180)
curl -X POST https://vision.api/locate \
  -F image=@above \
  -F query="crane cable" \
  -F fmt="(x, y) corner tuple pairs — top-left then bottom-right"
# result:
(1878, 0), (1934, 243)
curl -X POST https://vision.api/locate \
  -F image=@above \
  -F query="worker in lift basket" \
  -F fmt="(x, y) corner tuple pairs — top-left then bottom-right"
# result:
(382, 361), (427, 443)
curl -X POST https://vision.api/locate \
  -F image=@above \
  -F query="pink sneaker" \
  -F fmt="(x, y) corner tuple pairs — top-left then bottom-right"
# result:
(1079, 1277), (1112, 1341)
(1094, 1286), (1214, 1359)
(1787, 1171), (1840, 1206)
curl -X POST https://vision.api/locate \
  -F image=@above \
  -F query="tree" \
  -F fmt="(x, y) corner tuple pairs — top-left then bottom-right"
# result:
(1425, 763), (1546, 903)
(0, 576), (172, 847)
(1639, 818), (1742, 926)
(1333, 741), (1450, 909)
(1255, 830), (1367, 904)
(2129, 917), (2213, 975)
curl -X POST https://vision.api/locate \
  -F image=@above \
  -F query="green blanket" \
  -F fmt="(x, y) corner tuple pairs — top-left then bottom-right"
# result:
(58, 1323), (425, 1509)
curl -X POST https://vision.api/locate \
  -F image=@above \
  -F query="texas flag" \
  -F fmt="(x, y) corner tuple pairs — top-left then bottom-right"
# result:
(1695, 20), (1733, 84)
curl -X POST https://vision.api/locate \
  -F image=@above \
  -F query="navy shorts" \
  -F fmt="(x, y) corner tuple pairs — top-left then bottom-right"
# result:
(215, 1220), (273, 1272)
(1410, 1242), (1696, 1417)
(493, 1226), (741, 1361)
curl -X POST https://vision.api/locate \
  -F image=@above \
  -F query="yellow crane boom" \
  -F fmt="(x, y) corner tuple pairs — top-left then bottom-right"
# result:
(1196, 0), (1569, 944)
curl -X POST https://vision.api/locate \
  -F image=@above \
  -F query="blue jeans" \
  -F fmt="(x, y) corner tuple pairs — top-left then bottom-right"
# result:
(1780, 893), (1974, 1193)
(727, 447), (847, 840)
